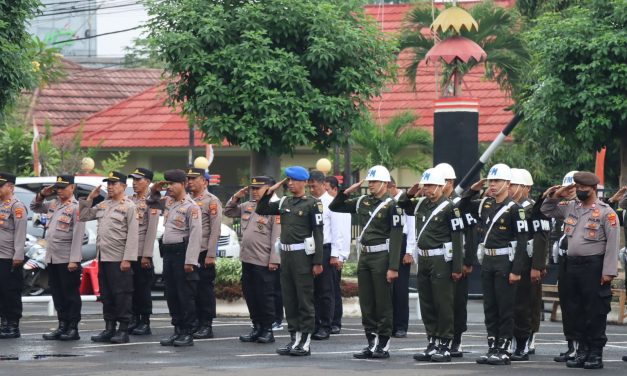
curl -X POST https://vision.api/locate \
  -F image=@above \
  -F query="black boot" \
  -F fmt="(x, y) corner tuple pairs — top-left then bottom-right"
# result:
(476, 337), (496, 364)
(450, 333), (463, 358)
(583, 352), (603, 370)
(276, 331), (296, 355)
(173, 328), (194, 347)
(43, 321), (68, 340)
(431, 338), (452, 362)
(0, 317), (7, 333)
(353, 332), (377, 359)
(160, 326), (180, 346)
(312, 327), (330, 340)
(566, 342), (588, 368)
(59, 321), (80, 341)
(622, 355), (627, 362)
(290, 332), (311, 356)
(91, 320), (116, 342)
(239, 324), (260, 342)
(487, 338), (511, 365)
(510, 337), (529, 361)
(110, 322), (130, 344)
(256, 326), (275, 344)
(554, 340), (576, 362)
(192, 321), (214, 339)
(0, 320), (20, 339)
(132, 314), (151, 335)
(414, 336), (437, 361)
(127, 315), (140, 333)
(527, 332), (536, 354)
(371, 335), (390, 359)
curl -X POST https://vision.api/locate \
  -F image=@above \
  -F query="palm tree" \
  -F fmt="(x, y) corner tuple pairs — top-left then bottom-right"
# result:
(399, 0), (529, 97)
(351, 111), (432, 172)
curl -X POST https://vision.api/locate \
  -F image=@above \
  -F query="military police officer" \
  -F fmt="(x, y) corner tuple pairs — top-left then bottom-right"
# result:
(256, 166), (324, 356)
(0, 172), (27, 339)
(541, 171), (620, 369)
(224, 176), (281, 344)
(32, 175), (86, 341)
(330, 165), (403, 359)
(148, 169), (202, 347)
(80, 171), (139, 344)
(400, 168), (464, 362)
(127, 168), (160, 335)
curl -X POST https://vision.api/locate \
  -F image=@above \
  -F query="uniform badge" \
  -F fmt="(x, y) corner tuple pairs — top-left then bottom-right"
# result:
(592, 209), (601, 218)
(65, 207), (73, 213)
(396, 207), (403, 215)
(608, 213), (617, 227)
(377, 213), (382, 218)
(518, 209), (526, 220)
(246, 206), (254, 212)
(242, 214), (250, 221)
(258, 218), (267, 225)
(98, 203), (106, 209)
(14, 207), (24, 219)
(257, 223), (264, 230)
(210, 203), (218, 215)
(317, 202), (324, 213)
(453, 208), (461, 217)
(298, 211), (303, 216)
(500, 218), (505, 224)
(192, 208), (199, 219)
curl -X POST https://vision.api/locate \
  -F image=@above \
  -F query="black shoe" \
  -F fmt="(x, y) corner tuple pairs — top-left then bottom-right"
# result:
(431, 339), (451, 362)
(0, 320), (20, 339)
(110, 322), (130, 344)
(330, 326), (341, 334)
(131, 314), (151, 335)
(160, 327), (180, 346)
(622, 355), (627, 362)
(290, 332), (311, 356)
(59, 321), (80, 341)
(414, 336), (437, 361)
(312, 328), (330, 340)
(91, 321), (116, 342)
(583, 354), (603, 369)
(554, 340), (576, 362)
(354, 332), (376, 359)
(193, 324), (214, 339)
(450, 333), (463, 358)
(239, 324), (260, 342)
(510, 337), (529, 361)
(392, 330), (407, 338)
(566, 343), (588, 368)
(173, 331), (194, 347)
(256, 327), (275, 344)
(276, 332), (296, 355)
(527, 333), (536, 355)
(476, 337), (496, 364)
(0, 317), (7, 333)
(487, 338), (511, 365)
(127, 315), (140, 333)
(43, 321), (68, 340)
(371, 335), (390, 359)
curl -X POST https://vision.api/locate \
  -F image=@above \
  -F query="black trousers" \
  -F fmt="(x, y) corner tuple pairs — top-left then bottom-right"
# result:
(513, 257), (532, 339)
(453, 271), (469, 336)
(481, 255), (517, 340)
(162, 243), (198, 330)
(98, 261), (133, 323)
(331, 267), (343, 328)
(558, 254), (578, 340)
(274, 266), (284, 324)
(392, 234), (410, 333)
(130, 258), (154, 316)
(48, 263), (82, 322)
(195, 251), (216, 324)
(565, 255), (610, 354)
(314, 244), (335, 331)
(0, 259), (22, 320)
(241, 262), (277, 328)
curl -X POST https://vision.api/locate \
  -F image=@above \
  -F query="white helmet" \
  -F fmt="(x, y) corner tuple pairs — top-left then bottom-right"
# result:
(435, 163), (456, 180)
(520, 169), (534, 186)
(419, 168), (446, 186)
(562, 171), (578, 186)
(365, 165), (391, 182)
(487, 163), (512, 181)
(510, 168), (526, 185)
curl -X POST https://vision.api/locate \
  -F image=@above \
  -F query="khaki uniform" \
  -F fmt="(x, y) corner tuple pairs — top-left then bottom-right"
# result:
(0, 197), (27, 323)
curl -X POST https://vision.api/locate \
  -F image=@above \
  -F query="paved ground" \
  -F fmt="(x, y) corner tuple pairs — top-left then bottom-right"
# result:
(2, 300), (627, 375)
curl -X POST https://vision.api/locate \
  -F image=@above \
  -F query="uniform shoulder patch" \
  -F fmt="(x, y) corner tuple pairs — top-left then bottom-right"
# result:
(192, 207), (199, 219)
(396, 207), (403, 215)
(14, 207), (24, 219)
(608, 212), (617, 227)
(453, 207), (461, 218)
(210, 203), (218, 215)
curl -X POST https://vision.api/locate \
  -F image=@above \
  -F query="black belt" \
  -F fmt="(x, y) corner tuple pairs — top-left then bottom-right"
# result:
(567, 254), (604, 265)
(159, 240), (187, 252)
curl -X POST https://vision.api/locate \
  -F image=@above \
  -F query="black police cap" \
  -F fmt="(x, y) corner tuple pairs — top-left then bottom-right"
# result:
(0, 172), (16, 186)
(128, 167), (154, 181)
(103, 171), (127, 183)
(164, 169), (187, 183)
(54, 174), (74, 188)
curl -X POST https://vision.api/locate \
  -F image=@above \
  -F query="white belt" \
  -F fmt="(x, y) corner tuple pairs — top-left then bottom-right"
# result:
(419, 248), (445, 257)
(484, 247), (510, 256)
(280, 243), (306, 251)
(558, 248), (568, 256)
(362, 243), (388, 253)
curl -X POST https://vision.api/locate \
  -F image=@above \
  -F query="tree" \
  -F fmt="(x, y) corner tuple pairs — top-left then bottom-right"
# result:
(399, 0), (529, 97)
(351, 112), (432, 172)
(521, 0), (627, 185)
(145, 0), (397, 176)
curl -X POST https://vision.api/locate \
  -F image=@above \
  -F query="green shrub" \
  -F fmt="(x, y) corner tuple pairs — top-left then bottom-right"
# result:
(215, 258), (242, 285)
(342, 262), (357, 278)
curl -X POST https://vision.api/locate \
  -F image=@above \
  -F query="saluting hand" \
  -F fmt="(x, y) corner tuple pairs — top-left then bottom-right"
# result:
(470, 179), (486, 192)
(344, 179), (364, 195)
(609, 186), (627, 203)
(152, 181), (167, 193)
(87, 185), (101, 201)
(40, 185), (55, 198)
(543, 185), (561, 199)
(555, 184), (575, 199)
(407, 183), (422, 198)
(267, 178), (287, 195)
(234, 186), (249, 200)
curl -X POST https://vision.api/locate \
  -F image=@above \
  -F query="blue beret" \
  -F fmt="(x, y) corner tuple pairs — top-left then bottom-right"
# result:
(285, 166), (309, 181)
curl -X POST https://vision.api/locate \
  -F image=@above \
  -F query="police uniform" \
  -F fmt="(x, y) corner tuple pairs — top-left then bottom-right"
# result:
(148, 169), (202, 347)
(79, 171), (139, 343)
(460, 188), (528, 365)
(31, 175), (86, 341)
(256, 166), (324, 356)
(127, 168), (160, 335)
(0, 172), (27, 339)
(224, 176), (281, 343)
(329, 166), (403, 359)
(541, 171), (620, 369)
(187, 168), (222, 339)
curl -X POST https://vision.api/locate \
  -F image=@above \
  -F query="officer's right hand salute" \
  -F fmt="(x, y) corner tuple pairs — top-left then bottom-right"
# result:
(343, 179), (364, 195)
(87, 185), (101, 200)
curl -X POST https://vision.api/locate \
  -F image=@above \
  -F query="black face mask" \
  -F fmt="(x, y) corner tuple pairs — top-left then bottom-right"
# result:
(576, 190), (590, 201)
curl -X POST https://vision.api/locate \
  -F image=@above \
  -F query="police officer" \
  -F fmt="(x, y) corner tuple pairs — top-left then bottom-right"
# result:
(32, 175), (86, 341)
(224, 176), (281, 343)
(148, 169), (202, 347)
(127, 168), (160, 335)
(0, 172), (27, 339)
(460, 164), (528, 366)
(80, 171), (139, 344)
(400, 168), (463, 362)
(330, 165), (403, 359)
(256, 166), (324, 356)
(541, 171), (620, 369)
(323, 176), (351, 334)
(186, 168), (222, 339)
(435, 162), (478, 357)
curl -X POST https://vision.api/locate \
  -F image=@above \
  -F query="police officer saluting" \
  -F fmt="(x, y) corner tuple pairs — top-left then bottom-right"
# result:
(399, 168), (464, 362)
(127, 168), (160, 335)
(224, 176), (281, 344)
(0, 172), (27, 339)
(330, 165), (403, 359)
(541, 171), (620, 369)
(148, 169), (202, 347)
(80, 171), (139, 344)
(32, 175), (86, 341)
(256, 166), (324, 356)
